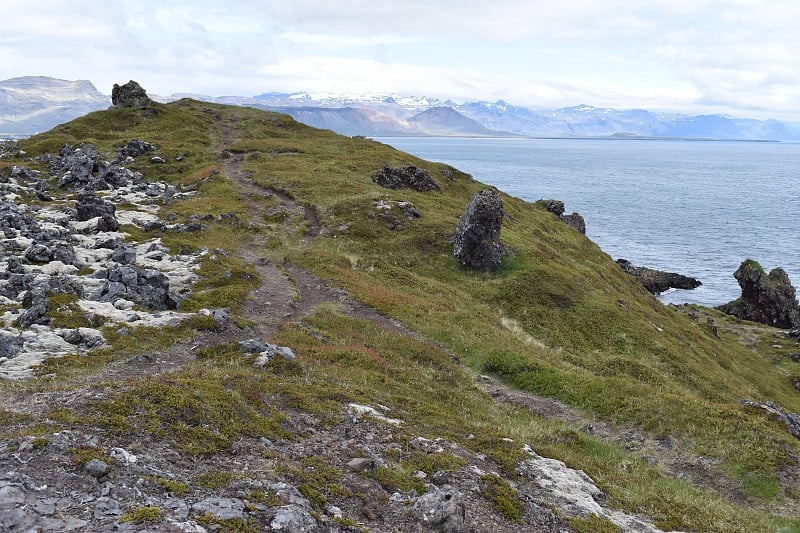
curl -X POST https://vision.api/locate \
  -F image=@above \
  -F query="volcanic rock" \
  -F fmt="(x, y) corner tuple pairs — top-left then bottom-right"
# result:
(111, 80), (153, 108)
(96, 265), (177, 310)
(0, 331), (23, 359)
(75, 191), (116, 221)
(616, 259), (701, 295)
(373, 165), (440, 191)
(537, 199), (586, 234)
(412, 484), (465, 532)
(453, 189), (505, 272)
(718, 259), (800, 328)
(560, 212), (586, 234)
(118, 139), (155, 159)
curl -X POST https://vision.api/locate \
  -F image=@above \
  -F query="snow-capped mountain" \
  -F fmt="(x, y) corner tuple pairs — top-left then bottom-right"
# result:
(4, 77), (800, 140)
(0, 77), (109, 137)
(253, 92), (453, 114)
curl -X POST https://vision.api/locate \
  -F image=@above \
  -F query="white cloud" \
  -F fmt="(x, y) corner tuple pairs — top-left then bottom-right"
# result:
(5, 1), (800, 119)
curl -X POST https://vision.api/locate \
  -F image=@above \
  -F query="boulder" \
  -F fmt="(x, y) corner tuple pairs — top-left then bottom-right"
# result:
(560, 212), (586, 234)
(412, 484), (465, 532)
(0, 331), (23, 359)
(97, 265), (177, 310)
(742, 400), (800, 439)
(373, 165), (440, 191)
(111, 80), (154, 108)
(75, 191), (116, 221)
(110, 243), (137, 265)
(191, 498), (245, 522)
(453, 189), (505, 272)
(537, 199), (586, 234)
(56, 144), (107, 190)
(538, 199), (565, 216)
(616, 259), (701, 295)
(718, 259), (800, 328)
(118, 139), (155, 159)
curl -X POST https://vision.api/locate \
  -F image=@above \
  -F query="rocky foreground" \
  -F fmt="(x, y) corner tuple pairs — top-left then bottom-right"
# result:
(0, 106), (678, 531)
(3, 85), (800, 532)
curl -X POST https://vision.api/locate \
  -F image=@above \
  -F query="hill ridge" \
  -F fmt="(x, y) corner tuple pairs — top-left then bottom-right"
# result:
(0, 95), (799, 531)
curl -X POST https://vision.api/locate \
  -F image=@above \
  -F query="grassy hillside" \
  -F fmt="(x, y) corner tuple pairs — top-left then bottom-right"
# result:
(3, 98), (800, 530)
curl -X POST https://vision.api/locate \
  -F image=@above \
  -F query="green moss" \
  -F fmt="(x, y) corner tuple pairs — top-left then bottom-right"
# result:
(247, 488), (282, 507)
(402, 450), (467, 475)
(480, 474), (524, 522)
(70, 446), (107, 467)
(0, 409), (33, 429)
(197, 514), (258, 532)
(741, 472), (780, 500)
(568, 514), (621, 533)
(4, 98), (798, 532)
(195, 469), (240, 489)
(299, 484), (326, 510)
(148, 476), (189, 495)
(120, 506), (163, 523)
(47, 406), (87, 426)
(42, 293), (94, 329)
(91, 369), (291, 456)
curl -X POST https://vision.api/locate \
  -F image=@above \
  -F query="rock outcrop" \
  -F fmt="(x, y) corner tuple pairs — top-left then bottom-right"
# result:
(453, 189), (505, 272)
(0, 139), (203, 378)
(373, 165), (440, 191)
(741, 400), (800, 439)
(111, 80), (154, 108)
(616, 259), (702, 295)
(536, 199), (586, 234)
(717, 259), (800, 328)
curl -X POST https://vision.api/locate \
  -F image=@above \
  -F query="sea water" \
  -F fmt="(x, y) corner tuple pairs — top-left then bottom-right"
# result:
(376, 137), (800, 306)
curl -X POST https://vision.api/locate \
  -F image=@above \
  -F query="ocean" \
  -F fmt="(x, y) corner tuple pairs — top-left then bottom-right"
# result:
(375, 137), (800, 307)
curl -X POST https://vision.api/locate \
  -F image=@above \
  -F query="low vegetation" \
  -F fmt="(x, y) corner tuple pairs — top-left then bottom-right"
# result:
(1, 98), (799, 530)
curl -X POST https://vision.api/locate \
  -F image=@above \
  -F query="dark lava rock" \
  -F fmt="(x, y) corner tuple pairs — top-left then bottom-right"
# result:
(373, 165), (440, 191)
(537, 199), (586, 234)
(56, 143), (107, 190)
(23, 244), (53, 264)
(560, 212), (586, 234)
(97, 265), (177, 310)
(83, 459), (108, 479)
(75, 191), (116, 221)
(110, 244), (137, 265)
(118, 139), (155, 159)
(617, 259), (701, 295)
(0, 331), (23, 359)
(453, 189), (505, 272)
(539, 199), (565, 216)
(111, 80), (154, 108)
(718, 259), (800, 329)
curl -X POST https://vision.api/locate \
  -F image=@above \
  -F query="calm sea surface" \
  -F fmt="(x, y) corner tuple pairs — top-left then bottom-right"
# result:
(376, 137), (800, 306)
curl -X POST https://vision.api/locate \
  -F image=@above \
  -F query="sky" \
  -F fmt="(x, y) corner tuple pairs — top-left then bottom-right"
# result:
(6, 0), (800, 119)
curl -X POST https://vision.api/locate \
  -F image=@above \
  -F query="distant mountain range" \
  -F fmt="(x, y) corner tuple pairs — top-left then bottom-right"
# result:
(4, 76), (800, 140)
(0, 77), (109, 137)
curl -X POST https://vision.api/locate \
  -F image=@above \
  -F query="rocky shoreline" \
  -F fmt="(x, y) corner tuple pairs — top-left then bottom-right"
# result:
(616, 258), (702, 295)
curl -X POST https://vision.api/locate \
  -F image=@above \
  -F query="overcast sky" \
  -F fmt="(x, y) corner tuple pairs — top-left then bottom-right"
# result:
(6, 1), (800, 119)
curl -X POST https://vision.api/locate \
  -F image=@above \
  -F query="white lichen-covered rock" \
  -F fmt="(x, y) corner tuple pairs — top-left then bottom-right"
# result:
(519, 445), (677, 533)
(346, 403), (403, 426)
(412, 484), (465, 532)
(0, 146), (206, 380)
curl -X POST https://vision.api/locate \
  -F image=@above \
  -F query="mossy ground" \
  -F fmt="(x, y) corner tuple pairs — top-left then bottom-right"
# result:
(1, 99), (799, 530)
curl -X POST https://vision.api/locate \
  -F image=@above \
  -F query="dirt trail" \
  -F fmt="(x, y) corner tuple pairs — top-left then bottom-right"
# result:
(1, 114), (339, 413)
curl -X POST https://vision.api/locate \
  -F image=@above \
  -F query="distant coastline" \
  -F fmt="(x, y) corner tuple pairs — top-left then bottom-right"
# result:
(373, 133), (782, 142)
(377, 135), (800, 307)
